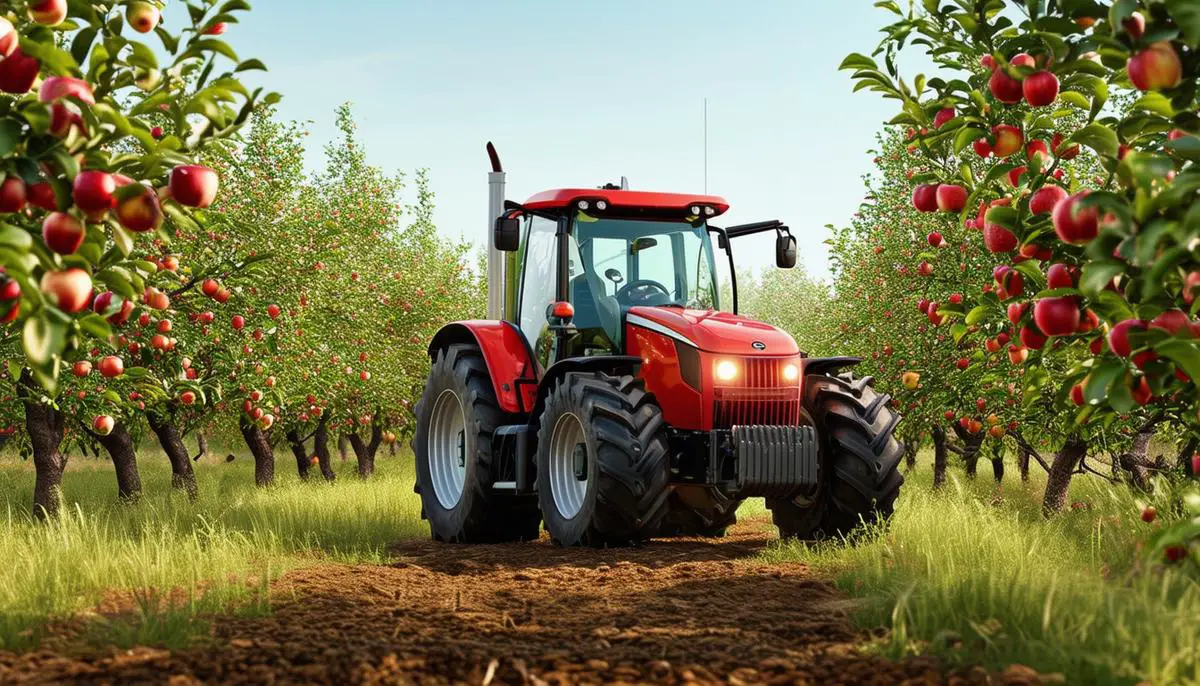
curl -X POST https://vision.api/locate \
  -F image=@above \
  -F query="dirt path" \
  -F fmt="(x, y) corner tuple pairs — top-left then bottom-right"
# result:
(0, 519), (1046, 685)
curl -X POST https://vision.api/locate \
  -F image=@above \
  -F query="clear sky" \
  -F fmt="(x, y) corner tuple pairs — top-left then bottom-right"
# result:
(226, 1), (909, 278)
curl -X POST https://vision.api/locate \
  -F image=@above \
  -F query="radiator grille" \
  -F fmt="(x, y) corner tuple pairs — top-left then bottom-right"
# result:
(712, 357), (801, 429)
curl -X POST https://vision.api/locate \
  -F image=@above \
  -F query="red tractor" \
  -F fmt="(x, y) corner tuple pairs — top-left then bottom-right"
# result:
(413, 145), (903, 547)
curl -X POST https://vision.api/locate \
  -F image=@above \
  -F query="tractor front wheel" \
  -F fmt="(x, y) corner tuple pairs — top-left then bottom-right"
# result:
(413, 344), (541, 543)
(536, 372), (671, 547)
(769, 374), (903, 541)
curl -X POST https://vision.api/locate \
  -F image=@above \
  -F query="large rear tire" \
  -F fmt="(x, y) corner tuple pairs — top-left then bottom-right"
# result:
(769, 374), (903, 541)
(413, 344), (541, 543)
(535, 372), (671, 547)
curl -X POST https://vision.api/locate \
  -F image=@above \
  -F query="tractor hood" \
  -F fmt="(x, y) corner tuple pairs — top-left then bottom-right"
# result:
(626, 307), (800, 356)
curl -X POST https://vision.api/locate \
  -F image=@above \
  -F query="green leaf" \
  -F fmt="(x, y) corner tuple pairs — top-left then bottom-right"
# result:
(839, 53), (879, 71)
(1085, 361), (1124, 405)
(78, 314), (113, 341)
(1167, 0), (1200, 47)
(953, 126), (986, 154)
(0, 224), (32, 250)
(70, 27), (98, 65)
(22, 313), (66, 370)
(1070, 123), (1119, 158)
(1080, 261), (1125, 296)
(235, 58), (267, 72)
(1058, 91), (1091, 110)
(0, 120), (22, 157)
(1157, 338), (1200, 383)
(965, 305), (991, 325)
(128, 40), (158, 70)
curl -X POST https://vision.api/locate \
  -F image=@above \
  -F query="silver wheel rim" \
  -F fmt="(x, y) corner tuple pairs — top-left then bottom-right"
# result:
(428, 389), (467, 509)
(549, 412), (589, 519)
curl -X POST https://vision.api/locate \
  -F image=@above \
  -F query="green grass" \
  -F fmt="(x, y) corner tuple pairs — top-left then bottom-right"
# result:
(0, 448), (423, 651)
(761, 457), (1200, 685)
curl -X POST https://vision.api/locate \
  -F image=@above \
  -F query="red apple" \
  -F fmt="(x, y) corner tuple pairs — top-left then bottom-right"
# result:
(1023, 71), (1059, 107)
(38, 76), (95, 105)
(1077, 309), (1099, 334)
(997, 268), (1024, 296)
(956, 357), (970, 370)
(1184, 271), (1200, 304)
(1045, 263), (1075, 289)
(1034, 297), (1081, 336)
(0, 176), (27, 213)
(912, 183), (940, 212)
(1020, 324), (1047, 350)
(98, 355), (124, 378)
(927, 232), (944, 248)
(0, 48), (39, 94)
(232, 315), (245, 330)
(28, 0), (67, 26)
(1008, 345), (1028, 365)
(984, 224), (1018, 253)
(125, 1), (160, 33)
(1007, 302), (1029, 326)
(1108, 319), (1147, 358)
(115, 184), (163, 232)
(1010, 53), (1035, 69)
(1051, 132), (1080, 160)
(40, 268), (92, 313)
(204, 22), (227, 35)
(1070, 383), (1085, 406)
(202, 279), (220, 297)
(1150, 309), (1190, 335)
(169, 165), (219, 208)
(933, 107), (956, 128)
(180, 390), (197, 405)
(989, 68), (1023, 104)
(1128, 42), (1182, 91)
(1123, 13), (1145, 39)
(42, 212), (85, 255)
(0, 18), (17, 58)
(1052, 192), (1099, 244)
(1007, 166), (1028, 188)
(1029, 185), (1067, 215)
(73, 171), (117, 213)
(27, 182), (57, 212)
(917, 261), (933, 277)
(973, 138), (993, 158)
(1132, 376), (1153, 405)
(936, 184), (967, 212)
(980, 55), (996, 70)
(991, 125), (1024, 157)
(92, 415), (115, 436)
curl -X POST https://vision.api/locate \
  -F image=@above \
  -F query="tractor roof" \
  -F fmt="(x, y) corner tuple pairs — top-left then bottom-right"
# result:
(523, 189), (730, 217)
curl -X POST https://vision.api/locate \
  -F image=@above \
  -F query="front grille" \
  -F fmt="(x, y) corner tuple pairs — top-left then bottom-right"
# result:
(712, 357), (801, 429)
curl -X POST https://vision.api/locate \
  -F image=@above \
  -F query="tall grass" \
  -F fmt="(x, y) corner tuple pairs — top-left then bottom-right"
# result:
(762, 459), (1200, 685)
(0, 449), (423, 650)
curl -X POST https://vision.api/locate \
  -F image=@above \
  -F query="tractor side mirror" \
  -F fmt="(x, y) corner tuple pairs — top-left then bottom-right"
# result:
(494, 215), (520, 252)
(776, 234), (797, 269)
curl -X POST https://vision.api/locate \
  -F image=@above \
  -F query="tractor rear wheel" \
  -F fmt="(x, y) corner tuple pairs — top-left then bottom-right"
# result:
(535, 371), (671, 547)
(769, 374), (903, 541)
(413, 344), (541, 542)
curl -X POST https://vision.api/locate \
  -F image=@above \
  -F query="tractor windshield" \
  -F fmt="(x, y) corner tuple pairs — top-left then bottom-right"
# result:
(568, 214), (720, 347)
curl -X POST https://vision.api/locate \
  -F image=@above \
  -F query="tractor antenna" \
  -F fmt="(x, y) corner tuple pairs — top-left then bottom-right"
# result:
(703, 97), (708, 193)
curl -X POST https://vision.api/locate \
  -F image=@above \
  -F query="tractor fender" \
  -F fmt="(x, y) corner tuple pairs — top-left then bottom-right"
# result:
(427, 321), (539, 414)
(526, 355), (643, 427)
(801, 356), (862, 378)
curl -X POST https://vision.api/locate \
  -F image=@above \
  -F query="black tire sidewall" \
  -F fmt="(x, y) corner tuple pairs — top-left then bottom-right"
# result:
(536, 384), (601, 545)
(414, 348), (493, 540)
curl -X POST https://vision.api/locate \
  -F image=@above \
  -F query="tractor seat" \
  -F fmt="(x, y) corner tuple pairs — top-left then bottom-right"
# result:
(570, 274), (620, 345)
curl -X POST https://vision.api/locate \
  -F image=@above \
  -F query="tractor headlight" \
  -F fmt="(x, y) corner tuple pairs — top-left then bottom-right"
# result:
(782, 363), (800, 382)
(714, 359), (739, 382)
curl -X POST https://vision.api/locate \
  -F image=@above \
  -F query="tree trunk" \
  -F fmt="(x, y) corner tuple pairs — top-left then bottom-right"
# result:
(1116, 417), (1160, 490)
(347, 423), (383, 478)
(389, 439), (397, 457)
(932, 425), (948, 489)
(1017, 446), (1031, 482)
(951, 422), (984, 479)
(312, 416), (336, 481)
(286, 429), (311, 480)
(991, 458), (1004, 483)
(19, 372), (66, 519)
(194, 432), (209, 461)
(338, 433), (349, 462)
(91, 422), (141, 502)
(1043, 436), (1087, 516)
(1180, 437), (1199, 477)
(902, 439), (917, 472)
(239, 416), (275, 487)
(147, 412), (198, 500)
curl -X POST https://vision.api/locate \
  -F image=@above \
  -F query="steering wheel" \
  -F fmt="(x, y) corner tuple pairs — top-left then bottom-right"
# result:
(616, 279), (671, 305)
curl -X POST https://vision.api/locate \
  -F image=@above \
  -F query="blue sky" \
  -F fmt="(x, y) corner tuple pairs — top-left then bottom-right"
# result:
(225, 1), (911, 278)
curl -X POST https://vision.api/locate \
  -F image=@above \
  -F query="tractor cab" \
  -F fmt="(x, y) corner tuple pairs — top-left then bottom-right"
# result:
(494, 188), (798, 370)
(412, 144), (902, 549)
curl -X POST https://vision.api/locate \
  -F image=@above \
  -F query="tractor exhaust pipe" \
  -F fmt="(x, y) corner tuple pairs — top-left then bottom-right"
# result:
(486, 142), (505, 320)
